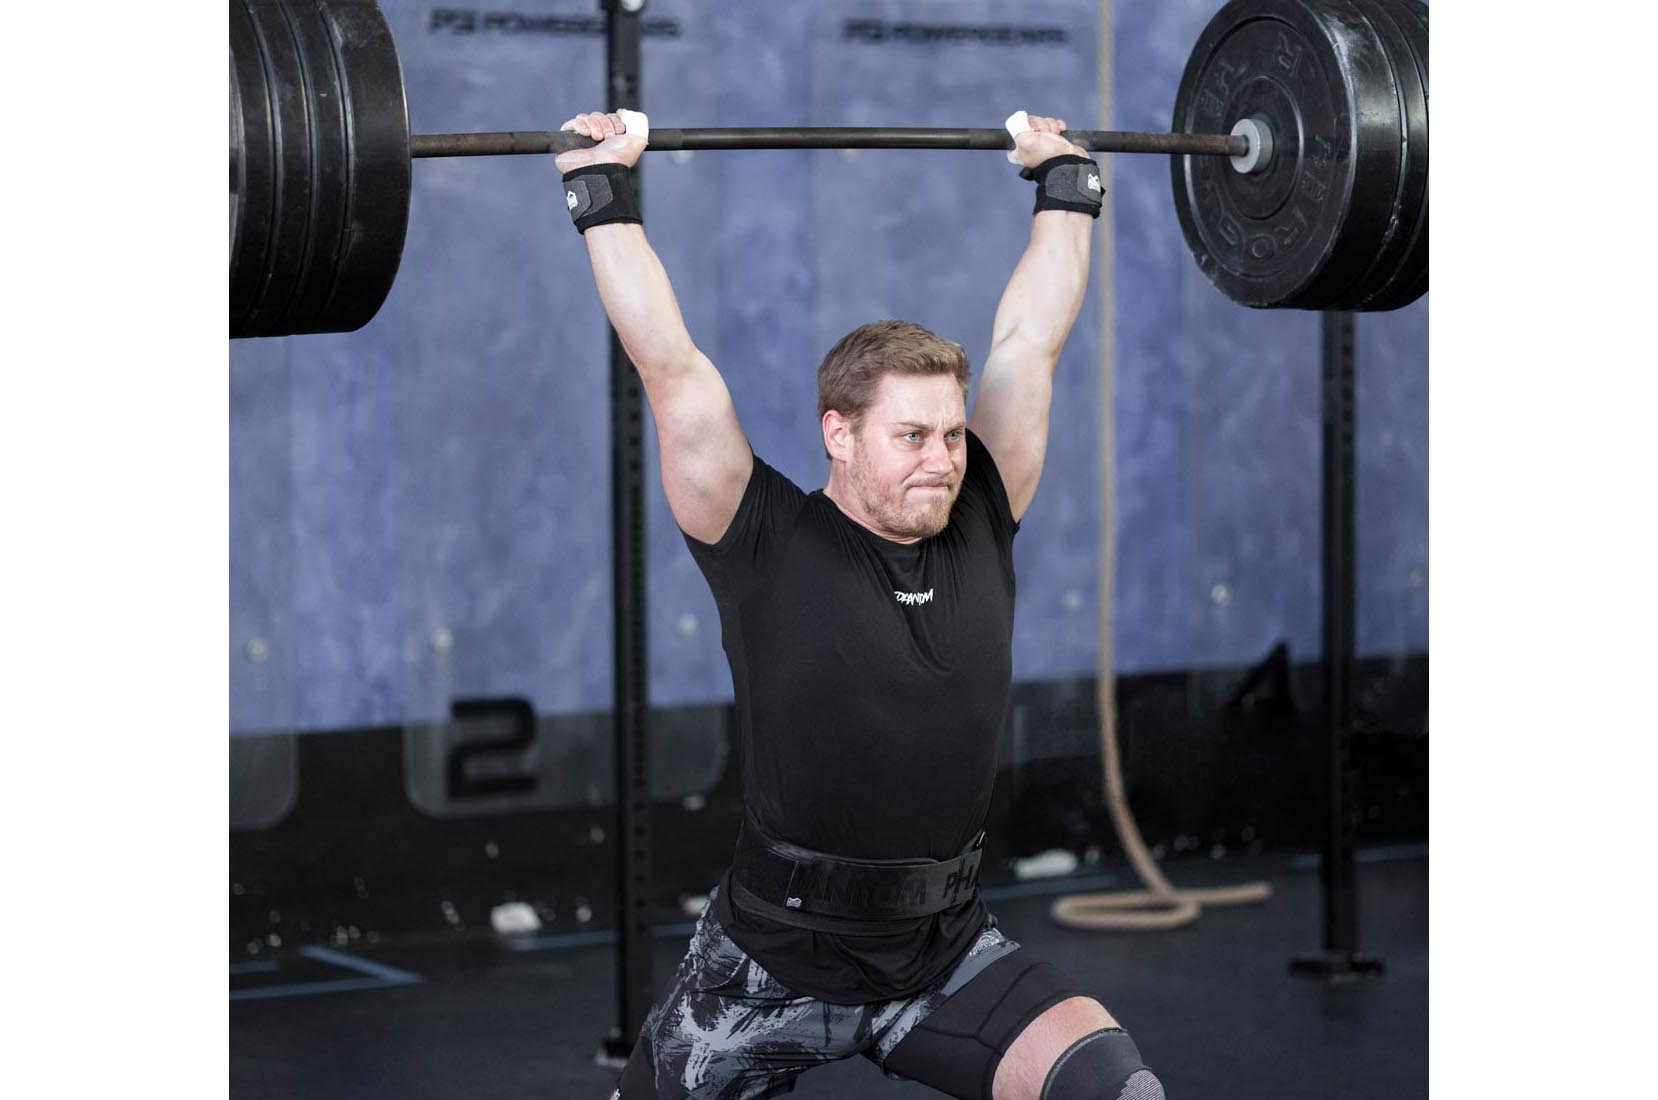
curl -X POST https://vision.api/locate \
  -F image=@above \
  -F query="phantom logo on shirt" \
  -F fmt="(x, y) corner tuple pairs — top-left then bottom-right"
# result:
(894, 588), (934, 607)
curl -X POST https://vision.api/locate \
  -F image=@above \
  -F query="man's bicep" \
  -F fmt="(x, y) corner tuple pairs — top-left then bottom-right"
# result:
(969, 341), (1057, 523)
(646, 352), (754, 545)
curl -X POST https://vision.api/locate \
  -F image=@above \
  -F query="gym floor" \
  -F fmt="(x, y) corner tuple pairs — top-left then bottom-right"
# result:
(229, 848), (1427, 1099)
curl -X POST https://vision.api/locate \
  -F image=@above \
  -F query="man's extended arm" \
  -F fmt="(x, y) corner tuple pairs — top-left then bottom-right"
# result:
(556, 112), (752, 545)
(968, 115), (1096, 523)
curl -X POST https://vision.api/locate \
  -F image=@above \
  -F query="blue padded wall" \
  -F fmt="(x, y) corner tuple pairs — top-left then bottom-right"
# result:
(1111, 0), (1428, 674)
(229, 0), (1427, 734)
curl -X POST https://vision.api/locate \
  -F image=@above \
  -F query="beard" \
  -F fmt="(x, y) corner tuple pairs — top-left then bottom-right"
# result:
(849, 447), (960, 540)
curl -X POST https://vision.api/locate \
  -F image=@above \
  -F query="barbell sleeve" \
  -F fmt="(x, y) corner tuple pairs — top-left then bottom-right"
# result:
(408, 127), (1248, 159)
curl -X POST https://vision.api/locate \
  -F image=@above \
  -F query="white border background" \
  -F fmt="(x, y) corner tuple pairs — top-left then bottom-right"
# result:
(5, 5), (228, 1092)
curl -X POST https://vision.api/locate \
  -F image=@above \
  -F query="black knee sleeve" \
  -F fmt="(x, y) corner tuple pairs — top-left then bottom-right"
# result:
(883, 953), (1084, 1100)
(611, 1031), (658, 1099)
(1039, 1027), (1164, 1100)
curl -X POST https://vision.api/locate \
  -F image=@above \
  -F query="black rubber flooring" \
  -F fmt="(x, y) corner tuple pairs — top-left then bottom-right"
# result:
(230, 850), (1427, 1099)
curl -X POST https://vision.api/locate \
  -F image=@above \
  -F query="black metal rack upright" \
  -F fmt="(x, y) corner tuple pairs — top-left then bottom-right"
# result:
(1291, 311), (1386, 981)
(600, 0), (654, 1064)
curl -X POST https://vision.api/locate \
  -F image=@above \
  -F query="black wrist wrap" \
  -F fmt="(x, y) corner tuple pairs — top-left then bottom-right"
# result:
(562, 163), (641, 233)
(1020, 153), (1103, 217)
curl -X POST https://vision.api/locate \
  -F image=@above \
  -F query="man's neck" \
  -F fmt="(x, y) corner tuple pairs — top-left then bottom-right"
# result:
(822, 473), (922, 545)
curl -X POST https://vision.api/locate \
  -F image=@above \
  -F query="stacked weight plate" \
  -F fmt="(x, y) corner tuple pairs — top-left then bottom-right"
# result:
(1169, 0), (1428, 311)
(229, 0), (411, 339)
(1341, 0), (1427, 310)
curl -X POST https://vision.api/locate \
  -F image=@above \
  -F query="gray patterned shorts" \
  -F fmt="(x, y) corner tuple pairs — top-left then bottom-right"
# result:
(628, 888), (1021, 1100)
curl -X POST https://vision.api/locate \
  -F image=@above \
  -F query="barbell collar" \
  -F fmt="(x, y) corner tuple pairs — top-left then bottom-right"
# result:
(1228, 118), (1273, 174)
(409, 127), (1249, 159)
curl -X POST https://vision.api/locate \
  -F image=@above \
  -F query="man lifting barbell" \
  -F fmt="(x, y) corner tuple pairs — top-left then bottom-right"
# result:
(555, 107), (1161, 1100)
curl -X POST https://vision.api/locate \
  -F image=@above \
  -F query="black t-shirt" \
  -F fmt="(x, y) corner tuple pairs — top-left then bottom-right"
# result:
(683, 429), (1020, 1004)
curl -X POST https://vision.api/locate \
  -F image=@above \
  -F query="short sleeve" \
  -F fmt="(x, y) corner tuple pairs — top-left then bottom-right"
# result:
(681, 454), (809, 603)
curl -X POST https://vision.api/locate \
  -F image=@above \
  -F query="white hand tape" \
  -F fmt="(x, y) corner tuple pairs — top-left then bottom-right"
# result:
(1004, 110), (1031, 163)
(618, 109), (650, 143)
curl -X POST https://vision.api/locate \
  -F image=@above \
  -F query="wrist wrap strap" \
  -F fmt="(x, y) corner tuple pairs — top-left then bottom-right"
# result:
(1021, 154), (1103, 217)
(562, 163), (641, 233)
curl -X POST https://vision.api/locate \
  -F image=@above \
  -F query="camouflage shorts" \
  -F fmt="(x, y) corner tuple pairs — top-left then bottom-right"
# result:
(627, 888), (1021, 1100)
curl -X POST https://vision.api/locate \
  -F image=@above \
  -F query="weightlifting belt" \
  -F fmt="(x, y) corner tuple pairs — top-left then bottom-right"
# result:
(731, 813), (984, 923)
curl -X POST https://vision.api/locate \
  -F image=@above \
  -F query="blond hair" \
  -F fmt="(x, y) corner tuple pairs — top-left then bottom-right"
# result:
(816, 320), (971, 428)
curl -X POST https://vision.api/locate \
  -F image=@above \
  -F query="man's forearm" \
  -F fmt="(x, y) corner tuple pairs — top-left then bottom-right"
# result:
(989, 210), (1093, 357)
(582, 223), (699, 376)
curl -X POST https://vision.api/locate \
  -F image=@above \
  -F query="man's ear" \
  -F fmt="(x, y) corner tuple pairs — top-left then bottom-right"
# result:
(822, 410), (855, 463)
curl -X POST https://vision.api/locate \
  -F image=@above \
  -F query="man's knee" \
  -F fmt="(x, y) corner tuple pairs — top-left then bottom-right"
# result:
(1039, 1027), (1164, 1100)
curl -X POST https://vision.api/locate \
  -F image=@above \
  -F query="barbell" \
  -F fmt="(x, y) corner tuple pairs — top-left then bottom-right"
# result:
(229, 0), (1426, 340)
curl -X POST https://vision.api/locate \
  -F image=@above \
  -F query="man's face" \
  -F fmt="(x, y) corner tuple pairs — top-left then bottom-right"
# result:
(846, 373), (968, 540)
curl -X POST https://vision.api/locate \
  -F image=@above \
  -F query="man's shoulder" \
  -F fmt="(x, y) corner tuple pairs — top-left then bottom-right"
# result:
(957, 430), (1019, 535)
(748, 453), (811, 509)
(962, 427), (998, 473)
(683, 452), (809, 558)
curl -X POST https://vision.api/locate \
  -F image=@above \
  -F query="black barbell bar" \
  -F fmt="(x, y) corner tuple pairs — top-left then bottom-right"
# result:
(409, 127), (1249, 159)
